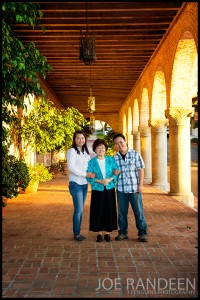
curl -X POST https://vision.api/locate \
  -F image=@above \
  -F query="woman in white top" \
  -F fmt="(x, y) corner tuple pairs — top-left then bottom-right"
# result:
(67, 131), (95, 241)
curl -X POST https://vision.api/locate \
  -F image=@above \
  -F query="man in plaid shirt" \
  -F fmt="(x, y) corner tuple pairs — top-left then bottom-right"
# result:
(113, 133), (148, 242)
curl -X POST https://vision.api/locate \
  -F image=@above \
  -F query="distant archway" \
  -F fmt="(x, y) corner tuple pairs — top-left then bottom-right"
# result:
(140, 87), (149, 126)
(151, 67), (167, 119)
(133, 99), (139, 131)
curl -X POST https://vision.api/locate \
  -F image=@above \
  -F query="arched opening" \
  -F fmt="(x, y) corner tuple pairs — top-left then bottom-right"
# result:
(123, 113), (127, 137)
(168, 30), (197, 205)
(140, 87), (151, 182)
(150, 67), (169, 191)
(127, 107), (133, 148)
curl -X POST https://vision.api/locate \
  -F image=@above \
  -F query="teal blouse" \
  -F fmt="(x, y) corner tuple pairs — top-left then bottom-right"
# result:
(86, 155), (119, 191)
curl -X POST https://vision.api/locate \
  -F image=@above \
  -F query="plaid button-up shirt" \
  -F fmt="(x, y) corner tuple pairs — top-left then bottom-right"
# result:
(113, 148), (145, 193)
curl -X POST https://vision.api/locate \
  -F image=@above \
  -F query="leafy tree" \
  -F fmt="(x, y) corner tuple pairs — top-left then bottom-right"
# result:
(104, 130), (118, 149)
(2, 2), (51, 145)
(193, 120), (198, 129)
(83, 118), (95, 138)
(1, 3), (92, 200)
(2, 2), (91, 156)
(12, 97), (89, 158)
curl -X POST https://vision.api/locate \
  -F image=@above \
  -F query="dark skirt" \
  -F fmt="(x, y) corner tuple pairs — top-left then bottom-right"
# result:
(89, 187), (118, 232)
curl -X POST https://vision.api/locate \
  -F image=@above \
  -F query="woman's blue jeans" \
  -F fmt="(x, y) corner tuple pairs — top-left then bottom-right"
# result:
(69, 181), (88, 236)
(116, 191), (147, 237)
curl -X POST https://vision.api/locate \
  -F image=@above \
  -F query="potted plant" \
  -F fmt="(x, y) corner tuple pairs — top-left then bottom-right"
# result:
(2, 199), (7, 219)
(59, 159), (68, 176)
(21, 163), (53, 193)
(49, 162), (61, 178)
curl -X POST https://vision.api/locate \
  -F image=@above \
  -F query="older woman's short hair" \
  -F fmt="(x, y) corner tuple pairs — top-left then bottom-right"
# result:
(92, 139), (108, 152)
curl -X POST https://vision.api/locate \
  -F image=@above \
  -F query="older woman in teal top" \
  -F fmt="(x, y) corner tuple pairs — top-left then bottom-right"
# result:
(87, 139), (120, 242)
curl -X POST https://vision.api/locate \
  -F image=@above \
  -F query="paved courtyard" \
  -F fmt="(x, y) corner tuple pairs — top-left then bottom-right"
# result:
(2, 174), (198, 298)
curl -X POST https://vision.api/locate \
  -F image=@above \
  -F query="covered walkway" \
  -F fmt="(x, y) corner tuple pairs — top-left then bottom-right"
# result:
(2, 174), (198, 298)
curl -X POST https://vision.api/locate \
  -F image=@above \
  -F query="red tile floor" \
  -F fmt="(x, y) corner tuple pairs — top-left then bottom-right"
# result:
(2, 174), (198, 298)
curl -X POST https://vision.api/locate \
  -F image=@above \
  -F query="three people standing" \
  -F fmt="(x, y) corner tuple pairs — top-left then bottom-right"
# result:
(67, 130), (148, 243)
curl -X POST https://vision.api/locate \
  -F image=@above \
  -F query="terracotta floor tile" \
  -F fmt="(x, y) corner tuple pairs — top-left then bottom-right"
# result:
(2, 174), (198, 298)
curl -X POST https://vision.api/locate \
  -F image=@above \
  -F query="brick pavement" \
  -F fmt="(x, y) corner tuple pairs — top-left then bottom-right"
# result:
(2, 174), (198, 298)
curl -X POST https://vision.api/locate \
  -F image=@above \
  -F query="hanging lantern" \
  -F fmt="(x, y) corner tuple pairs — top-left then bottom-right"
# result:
(79, 3), (96, 66)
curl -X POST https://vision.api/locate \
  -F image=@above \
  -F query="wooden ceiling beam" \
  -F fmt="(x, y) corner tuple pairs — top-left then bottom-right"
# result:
(13, 2), (184, 116)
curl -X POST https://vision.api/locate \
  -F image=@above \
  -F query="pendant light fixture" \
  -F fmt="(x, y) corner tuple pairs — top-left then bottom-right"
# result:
(79, 2), (96, 66)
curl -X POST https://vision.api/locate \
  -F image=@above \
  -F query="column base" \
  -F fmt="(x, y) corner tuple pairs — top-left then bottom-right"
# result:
(168, 192), (194, 208)
(144, 177), (152, 184)
(152, 182), (170, 192)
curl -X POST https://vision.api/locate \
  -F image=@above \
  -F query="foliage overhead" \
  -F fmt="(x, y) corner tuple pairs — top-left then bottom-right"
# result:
(2, 2), (51, 145)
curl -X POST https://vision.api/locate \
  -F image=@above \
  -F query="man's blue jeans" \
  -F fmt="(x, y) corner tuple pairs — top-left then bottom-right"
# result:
(116, 191), (147, 237)
(69, 181), (88, 236)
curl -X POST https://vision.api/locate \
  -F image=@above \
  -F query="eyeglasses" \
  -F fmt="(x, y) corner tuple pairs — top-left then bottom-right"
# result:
(114, 140), (125, 146)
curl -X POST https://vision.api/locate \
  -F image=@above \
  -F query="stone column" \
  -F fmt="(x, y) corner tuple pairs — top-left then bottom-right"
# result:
(139, 124), (152, 183)
(166, 107), (195, 207)
(132, 130), (140, 153)
(127, 133), (133, 149)
(150, 119), (169, 192)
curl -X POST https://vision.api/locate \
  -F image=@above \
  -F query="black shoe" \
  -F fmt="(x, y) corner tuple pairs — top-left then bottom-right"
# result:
(138, 235), (148, 242)
(96, 234), (103, 242)
(115, 233), (128, 241)
(104, 234), (111, 242)
(74, 235), (85, 241)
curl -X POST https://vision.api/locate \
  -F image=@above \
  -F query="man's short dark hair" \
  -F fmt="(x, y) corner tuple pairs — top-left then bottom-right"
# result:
(92, 139), (108, 152)
(113, 133), (126, 142)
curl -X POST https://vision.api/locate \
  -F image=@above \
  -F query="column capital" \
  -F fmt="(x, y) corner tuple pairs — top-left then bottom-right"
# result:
(149, 118), (169, 128)
(132, 130), (140, 139)
(165, 107), (194, 125)
(139, 124), (151, 137)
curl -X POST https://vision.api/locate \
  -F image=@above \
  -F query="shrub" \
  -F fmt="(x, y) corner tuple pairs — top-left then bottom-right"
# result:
(106, 149), (117, 156)
(28, 163), (53, 185)
(2, 146), (30, 201)
(191, 138), (198, 144)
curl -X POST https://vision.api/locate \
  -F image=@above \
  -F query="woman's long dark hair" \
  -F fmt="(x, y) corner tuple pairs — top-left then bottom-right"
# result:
(72, 130), (90, 155)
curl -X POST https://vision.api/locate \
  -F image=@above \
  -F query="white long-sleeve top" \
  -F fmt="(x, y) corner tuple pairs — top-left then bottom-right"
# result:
(66, 148), (91, 185)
